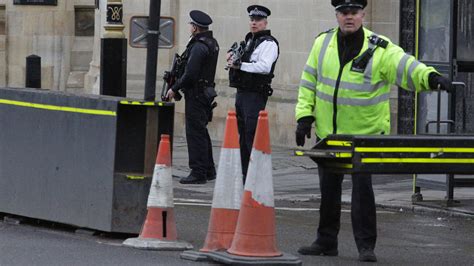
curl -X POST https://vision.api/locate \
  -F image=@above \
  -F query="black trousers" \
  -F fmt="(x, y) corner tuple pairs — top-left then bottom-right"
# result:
(315, 166), (377, 252)
(184, 93), (214, 179)
(235, 91), (267, 181)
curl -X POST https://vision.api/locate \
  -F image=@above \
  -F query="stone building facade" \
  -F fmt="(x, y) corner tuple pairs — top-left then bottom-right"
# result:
(0, 0), (95, 92)
(1, 0), (400, 147)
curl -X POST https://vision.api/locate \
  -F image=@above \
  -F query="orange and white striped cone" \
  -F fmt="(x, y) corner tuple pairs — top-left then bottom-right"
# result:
(181, 111), (244, 261)
(123, 134), (193, 251)
(207, 111), (302, 265)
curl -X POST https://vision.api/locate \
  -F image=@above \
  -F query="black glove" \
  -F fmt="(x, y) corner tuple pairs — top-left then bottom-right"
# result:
(429, 73), (452, 92)
(295, 116), (314, 146)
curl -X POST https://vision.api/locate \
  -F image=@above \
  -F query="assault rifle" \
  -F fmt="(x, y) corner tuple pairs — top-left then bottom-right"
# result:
(225, 41), (246, 70)
(161, 53), (183, 101)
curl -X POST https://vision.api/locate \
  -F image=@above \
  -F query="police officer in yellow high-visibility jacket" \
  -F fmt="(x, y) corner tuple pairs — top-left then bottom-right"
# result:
(295, 0), (452, 263)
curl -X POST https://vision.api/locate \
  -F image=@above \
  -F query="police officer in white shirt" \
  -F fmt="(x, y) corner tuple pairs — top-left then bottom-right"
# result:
(227, 5), (279, 183)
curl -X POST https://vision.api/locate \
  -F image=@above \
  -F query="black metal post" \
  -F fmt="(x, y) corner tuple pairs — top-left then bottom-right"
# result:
(144, 0), (162, 101)
(26, 54), (41, 88)
(100, 39), (127, 97)
(100, 0), (127, 97)
(397, 0), (417, 134)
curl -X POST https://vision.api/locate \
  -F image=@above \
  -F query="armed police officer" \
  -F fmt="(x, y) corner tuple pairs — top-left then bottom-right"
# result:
(227, 5), (279, 183)
(166, 10), (219, 184)
(295, 0), (452, 262)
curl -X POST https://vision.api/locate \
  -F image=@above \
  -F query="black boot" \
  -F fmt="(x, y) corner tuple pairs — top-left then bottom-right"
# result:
(179, 174), (206, 184)
(297, 242), (338, 256)
(207, 168), (216, 181)
(359, 248), (377, 262)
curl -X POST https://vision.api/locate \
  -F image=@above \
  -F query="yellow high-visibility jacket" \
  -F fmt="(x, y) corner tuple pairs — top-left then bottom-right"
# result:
(295, 27), (437, 139)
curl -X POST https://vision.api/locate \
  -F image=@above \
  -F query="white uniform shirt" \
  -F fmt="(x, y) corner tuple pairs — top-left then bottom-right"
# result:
(240, 40), (279, 74)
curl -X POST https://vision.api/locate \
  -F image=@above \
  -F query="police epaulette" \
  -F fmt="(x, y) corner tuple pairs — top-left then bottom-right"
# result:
(317, 28), (335, 38)
(368, 34), (389, 49)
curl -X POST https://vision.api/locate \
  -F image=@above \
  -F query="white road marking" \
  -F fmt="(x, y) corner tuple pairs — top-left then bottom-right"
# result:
(174, 199), (394, 214)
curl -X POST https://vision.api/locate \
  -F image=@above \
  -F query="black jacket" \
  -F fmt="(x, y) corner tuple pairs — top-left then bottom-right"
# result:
(172, 31), (219, 93)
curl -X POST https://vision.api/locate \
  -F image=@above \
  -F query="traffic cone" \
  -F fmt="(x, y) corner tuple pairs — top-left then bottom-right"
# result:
(123, 134), (193, 251)
(181, 111), (244, 261)
(228, 110), (280, 257)
(207, 111), (302, 265)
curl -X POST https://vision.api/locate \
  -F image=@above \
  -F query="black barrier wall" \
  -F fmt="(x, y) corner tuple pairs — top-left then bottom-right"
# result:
(0, 87), (174, 233)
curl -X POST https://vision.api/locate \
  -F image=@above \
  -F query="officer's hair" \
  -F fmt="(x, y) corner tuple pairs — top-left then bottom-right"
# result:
(191, 23), (209, 32)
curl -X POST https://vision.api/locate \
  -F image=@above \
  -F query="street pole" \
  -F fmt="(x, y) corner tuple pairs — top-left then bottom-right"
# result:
(144, 0), (162, 101)
(100, 0), (127, 97)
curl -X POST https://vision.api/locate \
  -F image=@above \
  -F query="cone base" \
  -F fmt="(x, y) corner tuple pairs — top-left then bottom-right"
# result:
(180, 250), (214, 262)
(207, 250), (302, 265)
(122, 237), (193, 251)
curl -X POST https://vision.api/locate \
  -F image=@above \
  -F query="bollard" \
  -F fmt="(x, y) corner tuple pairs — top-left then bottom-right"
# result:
(26, 54), (41, 88)
(100, 0), (127, 97)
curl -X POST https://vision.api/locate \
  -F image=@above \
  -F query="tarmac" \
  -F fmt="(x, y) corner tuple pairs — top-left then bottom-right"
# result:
(171, 137), (474, 218)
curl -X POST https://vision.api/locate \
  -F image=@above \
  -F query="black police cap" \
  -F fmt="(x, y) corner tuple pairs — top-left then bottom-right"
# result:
(331, 0), (367, 11)
(247, 5), (271, 18)
(189, 10), (213, 27)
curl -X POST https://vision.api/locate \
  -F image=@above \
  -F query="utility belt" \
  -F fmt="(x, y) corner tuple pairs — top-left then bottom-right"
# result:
(229, 70), (274, 96)
(185, 79), (216, 96)
(197, 79), (216, 89)
(237, 84), (273, 97)
(185, 79), (218, 122)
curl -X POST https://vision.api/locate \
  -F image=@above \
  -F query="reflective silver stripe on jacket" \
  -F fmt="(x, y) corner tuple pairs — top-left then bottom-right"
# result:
(318, 31), (335, 78)
(363, 36), (377, 84)
(316, 91), (391, 106)
(304, 64), (317, 77)
(318, 76), (387, 92)
(299, 79), (316, 93)
(396, 54), (419, 90)
(407, 60), (422, 90)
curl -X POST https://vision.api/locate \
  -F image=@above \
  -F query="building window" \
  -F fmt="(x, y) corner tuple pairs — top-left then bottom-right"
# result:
(75, 7), (95, 37)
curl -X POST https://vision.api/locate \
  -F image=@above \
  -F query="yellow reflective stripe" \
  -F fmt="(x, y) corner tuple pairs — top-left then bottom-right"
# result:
(126, 175), (146, 180)
(120, 100), (161, 106)
(362, 158), (474, 163)
(327, 140), (352, 147)
(355, 147), (474, 153)
(295, 151), (305, 156)
(325, 162), (353, 169)
(334, 152), (352, 158)
(0, 99), (116, 116)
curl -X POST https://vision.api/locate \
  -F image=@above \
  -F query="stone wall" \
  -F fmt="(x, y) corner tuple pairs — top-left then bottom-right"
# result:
(0, 0), (96, 91)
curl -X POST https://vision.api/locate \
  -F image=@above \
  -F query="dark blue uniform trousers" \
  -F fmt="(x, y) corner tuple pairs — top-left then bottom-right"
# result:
(235, 91), (267, 182)
(185, 93), (214, 179)
(315, 166), (377, 252)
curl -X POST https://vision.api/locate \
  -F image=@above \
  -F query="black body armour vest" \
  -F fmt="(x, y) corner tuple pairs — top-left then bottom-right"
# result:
(229, 30), (279, 91)
(182, 31), (220, 88)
